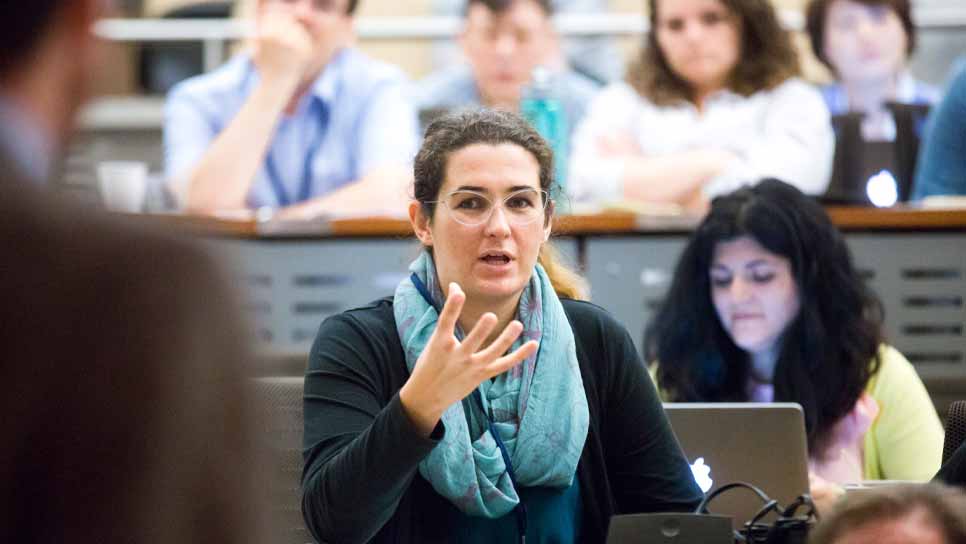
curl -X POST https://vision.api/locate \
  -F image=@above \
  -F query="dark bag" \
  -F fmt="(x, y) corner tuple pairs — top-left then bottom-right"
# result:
(696, 482), (819, 544)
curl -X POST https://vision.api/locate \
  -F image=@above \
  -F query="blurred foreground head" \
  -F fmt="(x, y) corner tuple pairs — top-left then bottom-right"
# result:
(0, 4), (270, 543)
(809, 483), (966, 544)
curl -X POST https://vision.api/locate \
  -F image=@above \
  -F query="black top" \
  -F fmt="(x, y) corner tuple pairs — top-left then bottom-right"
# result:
(301, 297), (703, 543)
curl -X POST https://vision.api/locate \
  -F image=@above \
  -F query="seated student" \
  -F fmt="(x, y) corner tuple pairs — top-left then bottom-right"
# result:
(913, 60), (966, 199)
(301, 110), (702, 543)
(429, 0), (624, 86)
(569, 0), (833, 211)
(806, 0), (938, 137)
(646, 179), (943, 487)
(805, 0), (939, 202)
(416, 0), (599, 139)
(164, 0), (419, 216)
(808, 483), (966, 544)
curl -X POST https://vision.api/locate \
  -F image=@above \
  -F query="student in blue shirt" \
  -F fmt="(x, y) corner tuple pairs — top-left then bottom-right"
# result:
(416, 0), (599, 140)
(913, 60), (966, 199)
(164, 0), (419, 216)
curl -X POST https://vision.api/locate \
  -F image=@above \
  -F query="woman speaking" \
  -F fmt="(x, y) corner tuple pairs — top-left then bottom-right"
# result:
(301, 109), (701, 543)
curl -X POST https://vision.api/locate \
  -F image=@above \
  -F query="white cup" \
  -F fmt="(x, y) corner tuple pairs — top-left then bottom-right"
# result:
(97, 161), (148, 213)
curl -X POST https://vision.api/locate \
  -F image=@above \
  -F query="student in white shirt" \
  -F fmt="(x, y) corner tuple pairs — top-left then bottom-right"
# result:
(569, 0), (834, 211)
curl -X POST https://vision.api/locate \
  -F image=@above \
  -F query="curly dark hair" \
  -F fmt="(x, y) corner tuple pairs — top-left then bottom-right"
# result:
(644, 179), (883, 454)
(805, 0), (916, 74)
(627, 0), (801, 106)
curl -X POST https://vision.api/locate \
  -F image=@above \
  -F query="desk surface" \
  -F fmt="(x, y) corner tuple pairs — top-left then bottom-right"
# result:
(136, 206), (966, 239)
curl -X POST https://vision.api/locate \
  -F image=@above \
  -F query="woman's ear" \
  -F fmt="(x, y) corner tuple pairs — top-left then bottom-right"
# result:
(410, 200), (433, 246)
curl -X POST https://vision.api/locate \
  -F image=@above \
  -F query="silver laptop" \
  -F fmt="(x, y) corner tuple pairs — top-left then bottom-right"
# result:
(663, 403), (810, 529)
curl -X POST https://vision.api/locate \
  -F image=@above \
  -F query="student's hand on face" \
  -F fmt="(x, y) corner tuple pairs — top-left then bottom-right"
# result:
(399, 282), (539, 437)
(252, 8), (315, 88)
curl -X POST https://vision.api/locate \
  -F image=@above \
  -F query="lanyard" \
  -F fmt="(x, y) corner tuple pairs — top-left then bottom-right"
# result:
(264, 103), (329, 207)
(409, 273), (528, 544)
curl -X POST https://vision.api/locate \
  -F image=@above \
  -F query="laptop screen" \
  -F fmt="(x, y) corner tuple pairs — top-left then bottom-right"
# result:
(662, 403), (810, 528)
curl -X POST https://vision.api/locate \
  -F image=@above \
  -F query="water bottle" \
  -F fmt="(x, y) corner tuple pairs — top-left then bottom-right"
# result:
(520, 66), (568, 211)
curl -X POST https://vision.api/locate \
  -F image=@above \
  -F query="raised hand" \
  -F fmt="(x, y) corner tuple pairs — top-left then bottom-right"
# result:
(399, 282), (539, 436)
(251, 7), (315, 90)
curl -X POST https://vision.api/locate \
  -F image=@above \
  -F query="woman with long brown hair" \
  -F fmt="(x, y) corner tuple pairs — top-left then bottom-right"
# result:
(569, 0), (834, 211)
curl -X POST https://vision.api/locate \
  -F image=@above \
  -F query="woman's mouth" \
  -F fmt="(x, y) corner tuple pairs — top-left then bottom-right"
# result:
(479, 251), (513, 267)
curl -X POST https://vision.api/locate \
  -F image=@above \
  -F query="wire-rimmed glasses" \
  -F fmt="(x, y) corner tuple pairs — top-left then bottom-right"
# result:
(432, 188), (551, 227)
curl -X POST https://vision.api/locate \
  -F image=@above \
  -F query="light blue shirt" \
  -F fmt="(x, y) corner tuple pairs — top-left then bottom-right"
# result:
(819, 73), (939, 142)
(415, 64), (598, 142)
(164, 48), (419, 209)
(913, 60), (966, 199)
(819, 74), (940, 117)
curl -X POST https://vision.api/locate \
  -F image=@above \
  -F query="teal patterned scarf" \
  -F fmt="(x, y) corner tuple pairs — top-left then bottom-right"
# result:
(393, 250), (589, 518)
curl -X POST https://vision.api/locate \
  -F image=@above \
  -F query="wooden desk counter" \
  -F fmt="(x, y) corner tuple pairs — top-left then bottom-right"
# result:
(131, 205), (966, 406)
(137, 206), (966, 239)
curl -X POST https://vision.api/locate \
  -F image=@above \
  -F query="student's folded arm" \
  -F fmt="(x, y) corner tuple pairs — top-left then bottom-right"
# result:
(568, 85), (639, 204)
(599, 316), (704, 514)
(569, 85), (733, 205)
(301, 313), (441, 544)
(163, 84), (218, 211)
(618, 150), (735, 204)
(706, 80), (834, 198)
(275, 82), (418, 219)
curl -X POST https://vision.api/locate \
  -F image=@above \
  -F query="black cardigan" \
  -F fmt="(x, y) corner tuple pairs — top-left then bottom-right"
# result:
(301, 297), (702, 543)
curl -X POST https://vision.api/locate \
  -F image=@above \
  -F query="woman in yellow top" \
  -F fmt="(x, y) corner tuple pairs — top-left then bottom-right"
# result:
(646, 179), (942, 485)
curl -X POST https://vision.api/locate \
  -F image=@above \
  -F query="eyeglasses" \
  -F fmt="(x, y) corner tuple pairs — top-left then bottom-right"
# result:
(432, 188), (550, 227)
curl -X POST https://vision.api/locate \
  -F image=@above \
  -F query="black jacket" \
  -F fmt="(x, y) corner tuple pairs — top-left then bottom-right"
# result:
(301, 297), (702, 543)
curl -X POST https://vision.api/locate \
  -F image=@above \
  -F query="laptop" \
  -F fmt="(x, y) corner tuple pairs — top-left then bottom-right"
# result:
(663, 403), (810, 530)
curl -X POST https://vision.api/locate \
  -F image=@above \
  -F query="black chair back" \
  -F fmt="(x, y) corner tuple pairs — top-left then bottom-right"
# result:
(251, 376), (316, 544)
(943, 400), (966, 465)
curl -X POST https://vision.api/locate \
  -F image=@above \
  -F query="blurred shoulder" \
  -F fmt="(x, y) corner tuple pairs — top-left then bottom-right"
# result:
(592, 80), (644, 106)
(559, 69), (601, 101)
(339, 48), (411, 91)
(321, 297), (397, 335)
(768, 77), (827, 105)
(311, 297), (399, 356)
(414, 65), (478, 110)
(866, 344), (926, 397)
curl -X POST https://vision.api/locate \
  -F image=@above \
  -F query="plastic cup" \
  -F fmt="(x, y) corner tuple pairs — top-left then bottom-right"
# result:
(97, 161), (148, 213)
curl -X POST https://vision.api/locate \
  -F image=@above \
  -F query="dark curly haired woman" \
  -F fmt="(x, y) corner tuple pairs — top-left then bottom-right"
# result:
(646, 179), (942, 486)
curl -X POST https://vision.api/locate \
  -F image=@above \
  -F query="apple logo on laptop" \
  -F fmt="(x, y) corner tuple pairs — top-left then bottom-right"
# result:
(690, 457), (713, 493)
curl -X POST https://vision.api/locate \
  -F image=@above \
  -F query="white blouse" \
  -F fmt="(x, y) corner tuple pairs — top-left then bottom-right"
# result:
(568, 78), (834, 204)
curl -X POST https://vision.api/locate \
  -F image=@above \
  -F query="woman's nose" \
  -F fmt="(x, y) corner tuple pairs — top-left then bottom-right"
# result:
(730, 278), (753, 302)
(494, 33), (517, 57)
(682, 21), (704, 43)
(483, 206), (512, 237)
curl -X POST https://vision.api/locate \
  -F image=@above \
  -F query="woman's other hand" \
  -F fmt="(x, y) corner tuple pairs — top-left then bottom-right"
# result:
(399, 282), (539, 437)
(809, 472), (846, 516)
